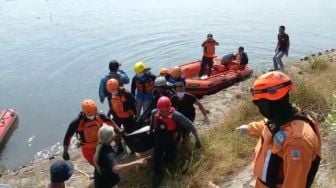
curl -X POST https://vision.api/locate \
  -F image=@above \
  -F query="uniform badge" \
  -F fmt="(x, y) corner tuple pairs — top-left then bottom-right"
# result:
(274, 131), (287, 146)
(291, 149), (301, 160)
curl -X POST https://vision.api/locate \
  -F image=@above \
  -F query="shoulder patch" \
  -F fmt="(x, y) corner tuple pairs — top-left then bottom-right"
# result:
(274, 130), (287, 146)
(291, 149), (301, 160)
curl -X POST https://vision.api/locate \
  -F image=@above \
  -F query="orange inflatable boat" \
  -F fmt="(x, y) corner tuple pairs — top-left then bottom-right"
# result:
(178, 57), (253, 97)
(0, 108), (17, 145)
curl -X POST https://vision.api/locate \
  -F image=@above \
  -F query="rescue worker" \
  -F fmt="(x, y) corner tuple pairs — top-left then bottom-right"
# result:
(159, 67), (170, 80)
(150, 96), (202, 188)
(62, 99), (120, 166)
(94, 125), (150, 188)
(171, 82), (210, 135)
(106, 78), (137, 133)
(236, 71), (321, 188)
(131, 62), (156, 116)
(233, 46), (249, 70)
(137, 76), (176, 126)
(167, 66), (186, 85)
(99, 60), (130, 104)
(199, 33), (219, 77)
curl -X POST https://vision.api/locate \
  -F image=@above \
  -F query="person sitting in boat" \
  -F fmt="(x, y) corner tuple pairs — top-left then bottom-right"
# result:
(199, 33), (219, 77)
(227, 46), (249, 71)
(62, 99), (122, 166)
(159, 67), (170, 80)
(131, 62), (157, 116)
(221, 53), (235, 65)
(171, 82), (210, 139)
(150, 96), (202, 188)
(94, 125), (150, 188)
(99, 60), (130, 104)
(167, 66), (186, 85)
(106, 78), (137, 134)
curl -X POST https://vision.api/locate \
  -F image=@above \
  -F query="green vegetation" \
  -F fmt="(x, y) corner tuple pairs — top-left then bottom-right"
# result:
(119, 54), (336, 187)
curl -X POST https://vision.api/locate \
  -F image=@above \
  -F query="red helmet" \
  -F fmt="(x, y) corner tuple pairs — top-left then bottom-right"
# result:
(157, 96), (171, 111)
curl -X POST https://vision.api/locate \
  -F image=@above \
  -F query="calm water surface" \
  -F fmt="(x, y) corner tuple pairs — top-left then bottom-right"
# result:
(1, 0), (336, 168)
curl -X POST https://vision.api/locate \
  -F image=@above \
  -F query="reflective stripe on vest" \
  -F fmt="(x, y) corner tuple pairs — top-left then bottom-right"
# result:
(77, 115), (103, 144)
(111, 94), (134, 118)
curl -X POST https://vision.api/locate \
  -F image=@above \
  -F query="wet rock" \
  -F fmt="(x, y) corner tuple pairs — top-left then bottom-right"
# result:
(326, 50), (329, 53)
(318, 52), (322, 56)
(311, 54), (315, 57)
(304, 56), (309, 61)
(300, 58), (304, 61)
(331, 49), (335, 52)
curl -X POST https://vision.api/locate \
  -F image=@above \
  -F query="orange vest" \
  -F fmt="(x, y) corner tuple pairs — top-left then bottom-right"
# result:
(111, 93), (134, 119)
(203, 41), (217, 58)
(251, 114), (321, 187)
(76, 115), (103, 146)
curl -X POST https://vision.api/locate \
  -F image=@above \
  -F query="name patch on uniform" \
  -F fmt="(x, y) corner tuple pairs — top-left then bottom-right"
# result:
(291, 149), (301, 160)
(274, 131), (287, 146)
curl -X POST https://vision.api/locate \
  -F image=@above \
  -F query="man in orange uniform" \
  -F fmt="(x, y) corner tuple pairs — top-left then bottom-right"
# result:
(199, 33), (219, 77)
(237, 71), (321, 188)
(62, 99), (119, 166)
(106, 78), (136, 133)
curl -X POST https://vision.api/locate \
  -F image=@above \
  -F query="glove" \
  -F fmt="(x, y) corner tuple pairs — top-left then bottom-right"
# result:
(203, 116), (210, 125)
(236, 124), (249, 135)
(195, 140), (202, 149)
(62, 151), (70, 160)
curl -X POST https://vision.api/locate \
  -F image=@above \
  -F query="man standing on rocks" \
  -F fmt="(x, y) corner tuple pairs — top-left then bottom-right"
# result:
(273, 26), (290, 70)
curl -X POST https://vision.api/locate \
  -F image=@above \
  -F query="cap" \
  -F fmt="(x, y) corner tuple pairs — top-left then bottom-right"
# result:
(50, 160), (74, 183)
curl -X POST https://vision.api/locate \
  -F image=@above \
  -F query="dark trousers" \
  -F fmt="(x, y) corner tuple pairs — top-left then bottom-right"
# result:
(151, 135), (179, 188)
(199, 56), (214, 77)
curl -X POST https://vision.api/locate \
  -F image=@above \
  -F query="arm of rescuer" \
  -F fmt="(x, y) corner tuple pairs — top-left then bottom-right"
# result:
(214, 40), (219, 46)
(281, 138), (317, 187)
(98, 77), (108, 103)
(236, 120), (265, 138)
(63, 113), (83, 160)
(98, 113), (123, 134)
(172, 111), (202, 148)
(117, 70), (130, 84)
(112, 156), (151, 174)
(194, 99), (210, 125)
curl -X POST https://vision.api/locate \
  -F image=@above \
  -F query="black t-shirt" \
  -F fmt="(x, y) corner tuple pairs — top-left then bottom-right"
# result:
(278, 33), (289, 52)
(94, 144), (120, 188)
(171, 93), (197, 121)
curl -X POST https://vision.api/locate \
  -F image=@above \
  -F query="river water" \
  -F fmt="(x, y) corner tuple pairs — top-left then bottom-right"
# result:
(0, 0), (335, 169)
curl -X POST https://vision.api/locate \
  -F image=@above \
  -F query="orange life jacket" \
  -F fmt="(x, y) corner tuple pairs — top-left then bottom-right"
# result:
(76, 115), (103, 145)
(135, 77), (154, 93)
(111, 93), (134, 119)
(153, 109), (177, 134)
(203, 40), (217, 58)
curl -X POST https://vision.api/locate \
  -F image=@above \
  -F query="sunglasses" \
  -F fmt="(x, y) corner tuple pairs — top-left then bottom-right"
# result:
(250, 81), (292, 95)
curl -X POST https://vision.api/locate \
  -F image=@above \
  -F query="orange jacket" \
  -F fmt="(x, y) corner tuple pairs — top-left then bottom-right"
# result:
(247, 114), (321, 188)
(110, 92), (135, 119)
(202, 40), (219, 58)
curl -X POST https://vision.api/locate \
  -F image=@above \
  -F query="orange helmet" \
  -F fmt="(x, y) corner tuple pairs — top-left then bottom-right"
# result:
(82, 99), (98, 116)
(106, 78), (119, 93)
(250, 71), (294, 101)
(160, 68), (169, 75)
(170, 66), (181, 79)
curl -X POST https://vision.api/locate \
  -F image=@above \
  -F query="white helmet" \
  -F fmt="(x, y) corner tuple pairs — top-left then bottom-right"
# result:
(154, 76), (167, 87)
